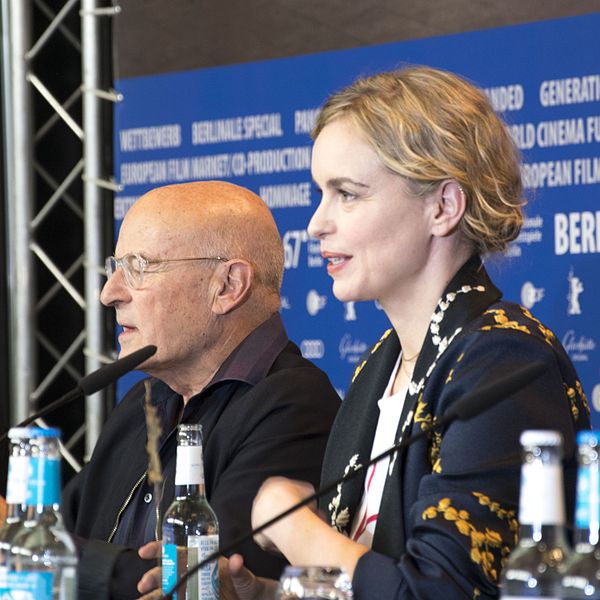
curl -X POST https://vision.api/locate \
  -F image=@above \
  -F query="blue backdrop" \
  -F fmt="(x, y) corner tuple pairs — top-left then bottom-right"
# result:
(112, 14), (600, 424)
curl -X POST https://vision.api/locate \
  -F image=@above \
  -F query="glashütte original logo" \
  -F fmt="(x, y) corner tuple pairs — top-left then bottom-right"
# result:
(339, 334), (368, 364)
(562, 329), (596, 362)
(306, 290), (327, 316)
(520, 281), (545, 309)
(300, 339), (325, 359)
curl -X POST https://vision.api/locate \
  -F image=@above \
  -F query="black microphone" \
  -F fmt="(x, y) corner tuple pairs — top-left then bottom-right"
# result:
(0, 345), (157, 442)
(161, 360), (547, 599)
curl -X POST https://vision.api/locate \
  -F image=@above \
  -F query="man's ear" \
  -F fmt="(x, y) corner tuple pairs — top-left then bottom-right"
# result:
(211, 259), (254, 315)
(430, 180), (467, 238)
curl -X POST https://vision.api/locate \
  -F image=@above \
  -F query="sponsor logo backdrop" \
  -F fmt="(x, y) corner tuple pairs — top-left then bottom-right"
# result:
(113, 14), (600, 424)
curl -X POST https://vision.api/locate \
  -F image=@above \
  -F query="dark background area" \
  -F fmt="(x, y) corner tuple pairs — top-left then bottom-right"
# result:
(0, 0), (114, 489)
(114, 0), (600, 78)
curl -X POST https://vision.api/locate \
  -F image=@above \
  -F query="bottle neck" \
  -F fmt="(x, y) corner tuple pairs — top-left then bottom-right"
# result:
(6, 454), (29, 508)
(174, 444), (206, 498)
(518, 460), (566, 534)
(4, 502), (27, 523)
(574, 461), (600, 547)
(518, 523), (568, 546)
(174, 482), (207, 499)
(25, 455), (62, 513)
(24, 504), (61, 523)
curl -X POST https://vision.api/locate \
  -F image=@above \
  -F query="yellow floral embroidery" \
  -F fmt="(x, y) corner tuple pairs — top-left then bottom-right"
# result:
(352, 328), (393, 382)
(430, 431), (442, 473)
(473, 588), (481, 598)
(472, 492), (519, 546)
(577, 380), (591, 416)
(564, 380), (590, 420)
(479, 308), (586, 423)
(565, 383), (579, 420)
(414, 396), (431, 427)
(446, 368), (454, 384)
(414, 397), (442, 473)
(351, 362), (366, 383)
(480, 309), (531, 335)
(422, 494), (518, 583)
(520, 307), (555, 345)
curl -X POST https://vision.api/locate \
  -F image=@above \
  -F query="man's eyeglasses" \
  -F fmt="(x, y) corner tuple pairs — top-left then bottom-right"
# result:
(105, 253), (229, 289)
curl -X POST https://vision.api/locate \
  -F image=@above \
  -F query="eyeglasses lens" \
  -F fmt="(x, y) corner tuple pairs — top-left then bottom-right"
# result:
(105, 255), (143, 288)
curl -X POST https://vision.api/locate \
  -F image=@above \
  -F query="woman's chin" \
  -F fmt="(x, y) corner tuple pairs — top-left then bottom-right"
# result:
(332, 284), (371, 305)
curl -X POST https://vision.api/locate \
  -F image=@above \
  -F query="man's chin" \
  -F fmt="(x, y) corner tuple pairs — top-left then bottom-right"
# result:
(117, 340), (144, 360)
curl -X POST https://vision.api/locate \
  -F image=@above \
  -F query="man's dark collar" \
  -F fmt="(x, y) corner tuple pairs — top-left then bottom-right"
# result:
(207, 312), (288, 388)
(144, 312), (289, 412)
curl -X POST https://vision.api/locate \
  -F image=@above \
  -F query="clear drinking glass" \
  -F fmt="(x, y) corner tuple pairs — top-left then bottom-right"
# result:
(276, 566), (353, 599)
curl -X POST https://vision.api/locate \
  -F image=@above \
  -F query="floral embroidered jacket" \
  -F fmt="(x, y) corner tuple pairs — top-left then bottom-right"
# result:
(319, 256), (590, 600)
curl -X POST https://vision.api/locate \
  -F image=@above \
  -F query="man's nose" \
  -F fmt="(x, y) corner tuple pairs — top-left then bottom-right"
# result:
(100, 267), (131, 307)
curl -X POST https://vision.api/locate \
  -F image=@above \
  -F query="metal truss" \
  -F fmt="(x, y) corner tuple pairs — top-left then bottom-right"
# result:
(1, 0), (120, 466)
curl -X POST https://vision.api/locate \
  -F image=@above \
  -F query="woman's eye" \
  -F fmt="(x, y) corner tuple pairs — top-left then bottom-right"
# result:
(339, 189), (356, 201)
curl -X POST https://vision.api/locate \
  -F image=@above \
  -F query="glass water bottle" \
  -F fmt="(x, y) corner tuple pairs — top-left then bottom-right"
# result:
(560, 431), (600, 599)
(4, 427), (78, 600)
(0, 428), (34, 570)
(501, 430), (570, 599)
(277, 566), (353, 599)
(162, 423), (219, 600)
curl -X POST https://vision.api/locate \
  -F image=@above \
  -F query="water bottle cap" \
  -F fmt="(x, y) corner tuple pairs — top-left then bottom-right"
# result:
(8, 426), (38, 439)
(577, 430), (600, 446)
(520, 429), (563, 447)
(27, 426), (61, 438)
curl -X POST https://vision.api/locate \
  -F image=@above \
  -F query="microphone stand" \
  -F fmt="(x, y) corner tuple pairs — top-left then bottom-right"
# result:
(161, 360), (546, 599)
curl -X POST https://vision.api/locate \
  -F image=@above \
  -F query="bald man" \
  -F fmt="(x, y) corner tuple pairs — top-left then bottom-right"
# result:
(62, 182), (340, 600)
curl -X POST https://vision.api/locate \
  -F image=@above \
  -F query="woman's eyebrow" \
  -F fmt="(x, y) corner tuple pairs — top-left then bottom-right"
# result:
(326, 177), (369, 189)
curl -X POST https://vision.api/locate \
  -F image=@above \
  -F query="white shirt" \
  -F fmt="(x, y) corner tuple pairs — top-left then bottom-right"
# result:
(350, 354), (407, 548)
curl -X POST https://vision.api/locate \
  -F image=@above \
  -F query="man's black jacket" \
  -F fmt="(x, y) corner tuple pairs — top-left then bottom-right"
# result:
(63, 317), (340, 600)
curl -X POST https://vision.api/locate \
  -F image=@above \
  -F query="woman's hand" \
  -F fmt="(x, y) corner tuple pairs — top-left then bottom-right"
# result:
(251, 477), (317, 551)
(250, 476), (368, 579)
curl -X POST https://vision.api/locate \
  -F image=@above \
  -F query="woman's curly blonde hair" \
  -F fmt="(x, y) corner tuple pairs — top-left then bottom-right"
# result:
(312, 66), (525, 255)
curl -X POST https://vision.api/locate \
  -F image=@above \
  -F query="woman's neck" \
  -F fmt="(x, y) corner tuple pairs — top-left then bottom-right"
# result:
(382, 245), (474, 376)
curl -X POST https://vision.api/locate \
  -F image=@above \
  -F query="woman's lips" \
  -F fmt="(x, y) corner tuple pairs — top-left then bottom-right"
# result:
(323, 253), (351, 275)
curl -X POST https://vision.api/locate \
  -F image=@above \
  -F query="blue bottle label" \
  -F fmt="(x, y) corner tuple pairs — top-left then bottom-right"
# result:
(27, 456), (61, 506)
(2, 571), (54, 599)
(188, 534), (219, 600)
(162, 537), (219, 600)
(575, 465), (600, 529)
(162, 543), (179, 600)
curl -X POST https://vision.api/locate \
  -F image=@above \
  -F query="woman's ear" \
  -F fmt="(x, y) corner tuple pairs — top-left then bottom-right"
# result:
(430, 180), (467, 238)
(211, 259), (254, 315)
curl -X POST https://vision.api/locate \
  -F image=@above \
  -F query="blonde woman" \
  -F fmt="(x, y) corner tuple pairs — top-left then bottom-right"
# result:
(222, 66), (590, 600)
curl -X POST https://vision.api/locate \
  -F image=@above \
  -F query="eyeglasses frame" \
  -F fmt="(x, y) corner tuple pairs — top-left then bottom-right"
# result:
(105, 253), (230, 289)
